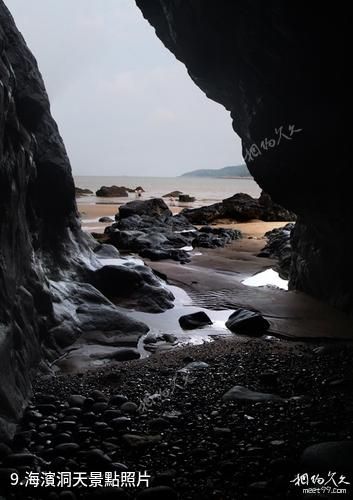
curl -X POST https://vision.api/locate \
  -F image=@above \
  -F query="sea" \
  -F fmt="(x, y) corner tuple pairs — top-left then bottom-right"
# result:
(74, 175), (261, 207)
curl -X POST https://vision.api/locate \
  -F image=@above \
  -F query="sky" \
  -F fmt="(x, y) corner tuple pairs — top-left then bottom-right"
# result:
(7, 0), (243, 177)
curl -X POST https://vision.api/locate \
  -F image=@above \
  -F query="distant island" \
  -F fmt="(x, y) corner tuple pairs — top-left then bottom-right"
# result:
(181, 164), (251, 178)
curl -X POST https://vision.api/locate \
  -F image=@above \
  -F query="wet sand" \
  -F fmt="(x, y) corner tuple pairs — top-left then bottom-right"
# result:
(78, 199), (353, 341)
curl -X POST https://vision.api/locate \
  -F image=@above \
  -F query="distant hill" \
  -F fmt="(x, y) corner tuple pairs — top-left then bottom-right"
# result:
(181, 165), (251, 178)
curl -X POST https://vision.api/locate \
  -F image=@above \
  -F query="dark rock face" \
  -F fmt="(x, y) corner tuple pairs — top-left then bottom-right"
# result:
(135, 1), (351, 311)
(0, 4), (154, 439)
(259, 223), (294, 279)
(0, 1), (89, 438)
(96, 185), (129, 197)
(182, 192), (295, 225)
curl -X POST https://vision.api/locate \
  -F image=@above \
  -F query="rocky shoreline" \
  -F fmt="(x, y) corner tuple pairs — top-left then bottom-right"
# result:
(1, 337), (353, 499)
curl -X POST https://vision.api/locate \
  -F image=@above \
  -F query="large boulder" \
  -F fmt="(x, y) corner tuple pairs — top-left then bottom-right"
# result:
(181, 202), (225, 224)
(96, 185), (129, 197)
(119, 198), (172, 219)
(92, 264), (175, 313)
(223, 193), (263, 221)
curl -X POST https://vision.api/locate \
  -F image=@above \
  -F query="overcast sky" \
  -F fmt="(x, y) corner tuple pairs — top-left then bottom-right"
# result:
(7, 0), (243, 177)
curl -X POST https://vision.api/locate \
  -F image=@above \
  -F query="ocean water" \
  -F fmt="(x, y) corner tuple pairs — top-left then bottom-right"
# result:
(74, 175), (261, 207)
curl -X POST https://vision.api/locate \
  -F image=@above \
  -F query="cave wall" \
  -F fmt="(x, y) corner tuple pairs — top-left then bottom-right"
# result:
(136, 0), (353, 311)
(0, 1), (89, 439)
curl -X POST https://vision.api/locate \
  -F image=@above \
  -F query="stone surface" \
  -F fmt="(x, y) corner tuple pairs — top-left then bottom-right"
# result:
(119, 198), (172, 219)
(0, 1), (90, 439)
(92, 264), (175, 313)
(179, 311), (213, 330)
(95, 185), (129, 197)
(259, 223), (294, 279)
(225, 309), (270, 335)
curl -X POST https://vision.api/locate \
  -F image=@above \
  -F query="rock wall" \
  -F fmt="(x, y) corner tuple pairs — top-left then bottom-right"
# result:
(0, 1), (90, 439)
(136, 0), (353, 311)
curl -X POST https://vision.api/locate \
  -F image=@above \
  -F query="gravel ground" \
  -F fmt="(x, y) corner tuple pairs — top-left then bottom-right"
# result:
(1, 337), (353, 500)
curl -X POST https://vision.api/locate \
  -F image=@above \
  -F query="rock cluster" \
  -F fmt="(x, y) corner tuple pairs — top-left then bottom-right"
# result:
(102, 198), (242, 263)
(182, 192), (296, 225)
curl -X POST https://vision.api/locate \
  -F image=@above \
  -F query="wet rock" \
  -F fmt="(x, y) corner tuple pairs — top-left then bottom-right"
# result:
(94, 244), (120, 259)
(96, 186), (129, 197)
(163, 190), (183, 198)
(193, 226), (241, 248)
(225, 309), (270, 335)
(179, 311), (213, 330)
(76, 304), (149, 336)
(92, 264), (174, 313)
(119, 198), (172, 219)
(222, 385), (283, 402)
(301, 441), (353, 471)
(181, 202), (225, 224)
(99, 216), (114, 223)
(179, 194), (195, 202)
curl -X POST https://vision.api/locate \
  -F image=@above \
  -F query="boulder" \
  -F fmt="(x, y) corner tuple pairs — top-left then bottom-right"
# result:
(96, 186), (129, 197)
(179, 194), (196, 202)
(181, 202), (225, 224)
(179, 311), (213, 330)
(119, 198), (172, 219)
(75, 187), (93, 197)
(92, 264), (175, 313)
(225, 309), (270, 335)
(163, 190), (183, 198)
(98, 216), (114, 223)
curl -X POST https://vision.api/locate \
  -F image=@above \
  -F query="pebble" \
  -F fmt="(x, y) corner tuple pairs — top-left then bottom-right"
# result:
(109, 394), (128, 406)
(67, 395), (86, 407)
(120, 401), (138, 413)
